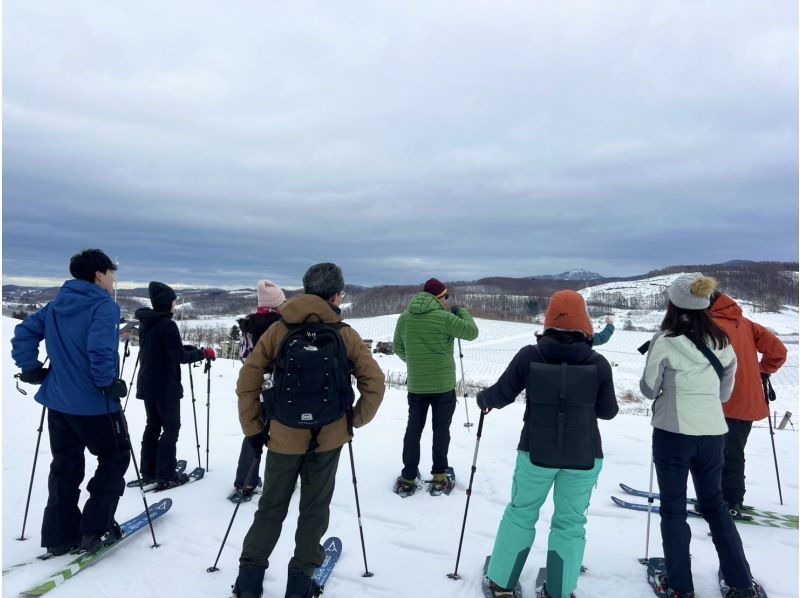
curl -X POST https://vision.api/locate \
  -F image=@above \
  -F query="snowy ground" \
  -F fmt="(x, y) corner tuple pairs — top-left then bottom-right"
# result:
(2, 309), (798, 597)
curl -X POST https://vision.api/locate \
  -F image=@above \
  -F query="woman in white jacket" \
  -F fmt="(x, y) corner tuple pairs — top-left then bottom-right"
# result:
(640, 275), (762, 598)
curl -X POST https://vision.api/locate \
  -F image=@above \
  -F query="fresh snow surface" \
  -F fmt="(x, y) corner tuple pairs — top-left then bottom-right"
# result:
(2, 312), (798, 597)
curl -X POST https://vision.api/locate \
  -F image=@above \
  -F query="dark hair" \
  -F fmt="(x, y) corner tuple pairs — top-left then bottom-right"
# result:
(69, 249), (117, 282)
(536, 328), (593, 346)
(661, 301), (729, 349)
(302, 263), (344, 300)
(709, 290), (722, 307)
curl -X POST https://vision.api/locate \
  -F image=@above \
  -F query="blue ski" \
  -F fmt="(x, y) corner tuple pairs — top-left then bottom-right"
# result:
(311, 536), (341, 589)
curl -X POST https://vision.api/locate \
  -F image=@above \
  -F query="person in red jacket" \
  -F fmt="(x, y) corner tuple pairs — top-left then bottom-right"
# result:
(709, 292), (787, 517)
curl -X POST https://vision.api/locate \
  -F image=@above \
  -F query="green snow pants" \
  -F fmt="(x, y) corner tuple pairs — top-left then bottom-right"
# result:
(487, 451), (602, 598)
(239, 447), (341, 577)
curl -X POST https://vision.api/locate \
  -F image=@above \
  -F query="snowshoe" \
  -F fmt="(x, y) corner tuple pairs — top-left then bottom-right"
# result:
(719, 569), (767, 597)
(481, 556), (522, 597)
(155, 472), (190, 491)
(393, 471), (421, 498)
(426, 466), (456, 496)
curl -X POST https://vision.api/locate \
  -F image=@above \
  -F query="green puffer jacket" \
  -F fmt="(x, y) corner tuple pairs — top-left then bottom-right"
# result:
(393, 292), (479, 394)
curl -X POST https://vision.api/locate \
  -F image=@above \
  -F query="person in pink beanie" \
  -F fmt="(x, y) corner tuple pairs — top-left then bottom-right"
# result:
(228, 280), (286, 502)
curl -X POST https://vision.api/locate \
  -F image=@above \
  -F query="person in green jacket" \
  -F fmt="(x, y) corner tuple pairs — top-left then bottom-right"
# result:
(392, 278), (479, 496)
(592, 316), (615, 346)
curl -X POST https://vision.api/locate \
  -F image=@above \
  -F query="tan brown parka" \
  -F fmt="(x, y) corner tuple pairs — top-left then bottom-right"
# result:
(236, 294), (385, 454)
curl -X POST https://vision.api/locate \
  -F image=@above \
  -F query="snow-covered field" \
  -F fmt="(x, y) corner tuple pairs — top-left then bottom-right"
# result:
(2, 306), (798, 597)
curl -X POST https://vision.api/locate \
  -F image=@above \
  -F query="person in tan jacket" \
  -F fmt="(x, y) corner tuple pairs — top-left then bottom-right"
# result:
(232, 263), (385, 598)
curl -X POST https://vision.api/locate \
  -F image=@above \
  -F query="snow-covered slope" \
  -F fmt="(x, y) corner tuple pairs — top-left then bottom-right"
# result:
(2, 313), (797, 597)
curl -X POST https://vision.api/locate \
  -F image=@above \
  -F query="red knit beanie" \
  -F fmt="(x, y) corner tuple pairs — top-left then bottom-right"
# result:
(423, 278), (448, 298)
(544, 290), (592, 337)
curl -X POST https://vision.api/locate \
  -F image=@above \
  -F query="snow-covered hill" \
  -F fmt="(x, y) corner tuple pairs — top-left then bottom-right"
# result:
(2, 311), (797, 597)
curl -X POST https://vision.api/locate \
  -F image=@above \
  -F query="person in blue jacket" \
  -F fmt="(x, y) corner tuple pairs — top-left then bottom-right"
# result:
(592, 316), (615, 346)
(11, 249), (130, 555)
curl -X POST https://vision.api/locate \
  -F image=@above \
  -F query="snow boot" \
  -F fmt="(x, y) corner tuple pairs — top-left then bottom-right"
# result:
(285, 567), (321, 598)
(231, 564), (265, 598)
(47, 537), (80, 556)
(488, 579), (517, 597)
(156, 472), (190, 491)
(393, 473), (420, 498)
(79, 521), (122, 554)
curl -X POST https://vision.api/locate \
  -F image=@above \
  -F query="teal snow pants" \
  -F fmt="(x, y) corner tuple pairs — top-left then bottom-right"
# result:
(487, 451), (602, 598)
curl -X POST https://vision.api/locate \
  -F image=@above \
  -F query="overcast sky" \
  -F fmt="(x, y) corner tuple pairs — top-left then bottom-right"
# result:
(3, 1), (798, 289)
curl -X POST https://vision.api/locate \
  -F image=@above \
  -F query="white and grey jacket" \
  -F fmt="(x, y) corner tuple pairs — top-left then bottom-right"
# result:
(640, 332), (737, 436)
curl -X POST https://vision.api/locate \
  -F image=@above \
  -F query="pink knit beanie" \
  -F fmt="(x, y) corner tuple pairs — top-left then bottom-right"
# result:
(257, 279), (286, 308)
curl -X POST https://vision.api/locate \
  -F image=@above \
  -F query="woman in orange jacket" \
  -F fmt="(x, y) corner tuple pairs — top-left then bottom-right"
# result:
(709, 292), (787, 516)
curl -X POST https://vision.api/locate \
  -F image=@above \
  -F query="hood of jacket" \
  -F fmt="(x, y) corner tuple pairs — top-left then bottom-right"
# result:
(134, 307), (173, 328)
(536, 334), (594, 364)
(710, 294), (742, 321)
(52, 279), (113, 316)
(407, 292), (443, 315)
(279, 294), (342, 325)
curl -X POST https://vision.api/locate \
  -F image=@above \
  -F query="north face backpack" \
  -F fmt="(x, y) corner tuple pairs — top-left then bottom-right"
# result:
(525, 354), (599, 470)
(264, 322), (355, 429)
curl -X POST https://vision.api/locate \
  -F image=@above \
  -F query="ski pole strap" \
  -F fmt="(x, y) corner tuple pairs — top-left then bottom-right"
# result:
(685, 334), (723, 380)
(762, 375), (776, 402)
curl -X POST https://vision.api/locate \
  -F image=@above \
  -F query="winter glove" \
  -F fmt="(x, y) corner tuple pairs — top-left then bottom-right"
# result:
(18, 367), (49, 385)
(99, 379), (128, 399)
(246, 430), (269, 454)
(183, 344), (198, 352)
(201, 347), (216, 361)
(450, 305), (463, 314)
(476, 390), (492, 414)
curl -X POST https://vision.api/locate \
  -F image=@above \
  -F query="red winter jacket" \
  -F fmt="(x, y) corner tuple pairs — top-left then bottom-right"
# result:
(710, 295), (787, 421)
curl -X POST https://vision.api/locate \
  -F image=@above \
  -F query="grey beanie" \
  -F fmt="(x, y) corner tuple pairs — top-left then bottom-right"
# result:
(302, 263), (344, 300)
(667, 274), (718, 310)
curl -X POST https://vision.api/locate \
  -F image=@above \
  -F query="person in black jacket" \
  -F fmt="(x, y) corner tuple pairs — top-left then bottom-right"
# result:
(229, 279), (286, 501)
(477, 290), (618, 598)
(135, 282), (215, 489)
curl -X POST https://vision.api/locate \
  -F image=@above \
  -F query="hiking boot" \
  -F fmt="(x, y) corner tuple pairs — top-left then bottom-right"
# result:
(232, 564), (265, 598)
(46, 537), (80, 556)
(489, 580), (516, 597)
(156, 472), (190, 491)
(729, 503), (744, 520)
(285, 567), (321, 598)
(79, 521), (122, 554)
(429, 473), (448, 495)
(722, 585), (758, 598)
(655, 573), (695, 598)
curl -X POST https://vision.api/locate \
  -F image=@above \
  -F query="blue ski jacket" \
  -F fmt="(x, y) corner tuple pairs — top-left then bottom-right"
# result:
(11, 279), (121, 416)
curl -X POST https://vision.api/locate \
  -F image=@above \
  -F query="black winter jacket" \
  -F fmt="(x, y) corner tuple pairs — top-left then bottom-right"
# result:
(134, 308), (204, 403)
(477, 334), (619, 459)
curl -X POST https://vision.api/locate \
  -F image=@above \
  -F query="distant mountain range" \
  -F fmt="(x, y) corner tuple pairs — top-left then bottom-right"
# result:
(3, 260), (797, 322)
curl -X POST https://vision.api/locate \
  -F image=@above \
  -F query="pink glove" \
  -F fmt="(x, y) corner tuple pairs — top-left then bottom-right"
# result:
(202, 347), (216, 361)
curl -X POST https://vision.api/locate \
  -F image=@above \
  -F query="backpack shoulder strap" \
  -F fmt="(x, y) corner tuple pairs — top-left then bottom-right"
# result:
(685, 334), (724, 380)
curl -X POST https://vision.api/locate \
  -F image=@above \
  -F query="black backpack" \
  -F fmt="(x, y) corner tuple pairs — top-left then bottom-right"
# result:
(264, 322), (355, 430)
(524, 353), (599, 470)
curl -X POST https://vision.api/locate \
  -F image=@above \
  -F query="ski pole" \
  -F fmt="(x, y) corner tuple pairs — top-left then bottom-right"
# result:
(123, 352), (140, 413)
(18, 406), (47, 541)
(447, 409), (485, 580)
(205, 357), (212, 472)
(763, 375), (783, 505)
(120, 338), (131, 379)
(638, 455), (656, 565)
(457, 338), (473, 429)
(120, 412), (160, 548)
(207, 456), (260, 573)
(348, 440), (374, 578)
(187, 361), (202, 469)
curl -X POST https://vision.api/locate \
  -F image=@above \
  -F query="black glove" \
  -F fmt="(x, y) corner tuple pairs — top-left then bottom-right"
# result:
(450, 305), (463, 314)
(18, 367), (49, 385)
(99, 379), (128, 399)
(476, 390), (491, 414)
(183, 344), (198, 352)
(246, 430), (269, 454)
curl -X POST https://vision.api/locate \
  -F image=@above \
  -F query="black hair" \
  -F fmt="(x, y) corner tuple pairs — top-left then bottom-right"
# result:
(69, 249), (117, 283)
(302, 263), (344, 300)
(661, 301), (729, 349)
(536, 328), (593, 346)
